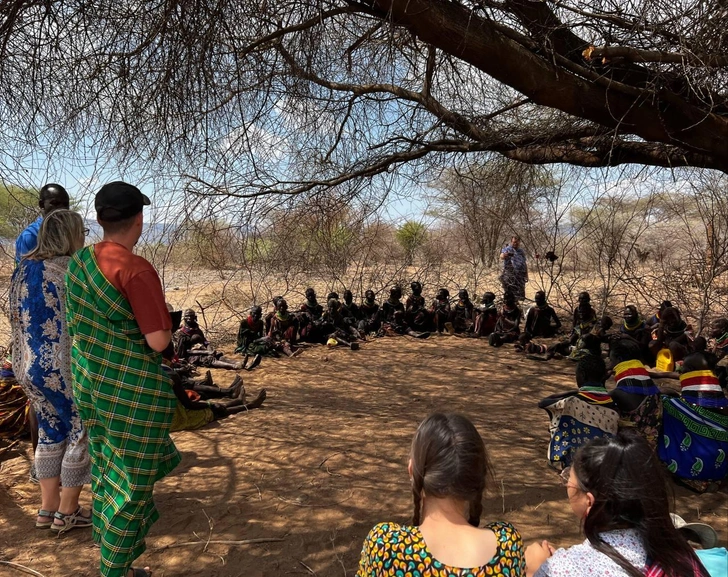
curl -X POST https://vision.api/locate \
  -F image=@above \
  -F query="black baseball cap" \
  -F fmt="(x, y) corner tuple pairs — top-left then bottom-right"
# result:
(95, 181), (151, 222)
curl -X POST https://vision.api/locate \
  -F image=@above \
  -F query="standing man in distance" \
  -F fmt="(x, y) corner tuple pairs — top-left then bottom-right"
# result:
(15, 183), (70, 263)
(66, 182), (179, 577)
(500, 235), (528, 301)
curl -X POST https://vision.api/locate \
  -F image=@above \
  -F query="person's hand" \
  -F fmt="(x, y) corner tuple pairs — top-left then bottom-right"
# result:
(525, 540), (555, 576)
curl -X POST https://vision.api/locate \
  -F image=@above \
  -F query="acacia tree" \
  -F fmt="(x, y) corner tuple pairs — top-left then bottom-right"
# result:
(0, 0), (726, 205)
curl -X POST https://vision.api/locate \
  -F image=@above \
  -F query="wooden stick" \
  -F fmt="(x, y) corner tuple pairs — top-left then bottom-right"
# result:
(0, 561), (47, 577)
(153, 537), (284, 551)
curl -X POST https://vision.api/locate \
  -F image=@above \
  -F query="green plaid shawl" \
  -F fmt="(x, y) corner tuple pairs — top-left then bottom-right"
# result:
(66, 246), (180, 577)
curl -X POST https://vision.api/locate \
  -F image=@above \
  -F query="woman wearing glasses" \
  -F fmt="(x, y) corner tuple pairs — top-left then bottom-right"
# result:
(526, 432), (710, 577)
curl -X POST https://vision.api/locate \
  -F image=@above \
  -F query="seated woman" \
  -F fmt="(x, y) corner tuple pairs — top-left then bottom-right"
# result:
(518, 290), (562, 348)
(648, 306), (692, 366)
(268, 299), (301, 357)
(405, 281), (430, 332)
(450, 289), (475, 333)
(430, 288), (452, 334)
(473, 291), (498, 337)
(358, 290), (381, 334)
(168, 370), (266, 432)
(233, 305), (266, 367)
(342, 290), (360, 322)
(658, 352), (728, 493)
(526, 432), (710, 577)
(174, 309), (243, 370)
(647, 300), (673, 329)
(708, 318), (728, 360)
(538, 355), (619, 470)
(489, 292), (522, 347)
(527, 299), (600, 360)
(608, 339), (662, 449)
(356, 413), (526, 576)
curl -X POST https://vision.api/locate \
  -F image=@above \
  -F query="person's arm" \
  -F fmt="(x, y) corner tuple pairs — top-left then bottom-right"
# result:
(525, 540), (555, 577)
(145, 329), (172, 352)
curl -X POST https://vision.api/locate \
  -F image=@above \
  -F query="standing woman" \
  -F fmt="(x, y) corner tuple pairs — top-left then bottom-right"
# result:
(9, 209), (92, 533)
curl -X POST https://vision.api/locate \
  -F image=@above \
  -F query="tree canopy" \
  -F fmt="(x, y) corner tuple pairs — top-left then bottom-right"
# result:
(1, 0), (726, 202)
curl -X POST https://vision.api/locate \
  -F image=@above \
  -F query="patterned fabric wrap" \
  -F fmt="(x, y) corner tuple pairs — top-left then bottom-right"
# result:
(613, 360), (663, 448)
(658, 396), (728, 482)
(9, 257), (91, 486)
(66, 246), (180, 577)
(619, 394), (662, 450)
(0, 362), (30, 440)
(679, 370), (728, 409)
(170, 402), (214, 432)
(614, 360), (661, 396)
(357, 520), (526, 576)
(540, 387), (620, 469)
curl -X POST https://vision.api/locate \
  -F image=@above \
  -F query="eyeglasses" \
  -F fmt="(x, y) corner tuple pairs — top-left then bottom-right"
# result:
(559, 466), (571, 486)
(83, 228), (90, 236)
(560, 466), (584, 491)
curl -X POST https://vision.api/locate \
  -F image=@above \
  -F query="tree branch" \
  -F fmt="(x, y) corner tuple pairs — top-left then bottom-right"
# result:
(584, 45), (728, 68)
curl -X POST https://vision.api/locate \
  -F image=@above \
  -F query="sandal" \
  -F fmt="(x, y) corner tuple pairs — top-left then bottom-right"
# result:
(36, 509), (56, 529)
(129, 568), (152, 577)
(50, 506), (92, 534)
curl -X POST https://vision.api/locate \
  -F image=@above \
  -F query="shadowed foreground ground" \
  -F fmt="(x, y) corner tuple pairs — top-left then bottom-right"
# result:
(1, 336), (726, 576)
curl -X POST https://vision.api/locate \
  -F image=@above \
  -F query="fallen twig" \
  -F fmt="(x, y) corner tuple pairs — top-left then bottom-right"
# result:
(0, 439), (20, 457)
(299, 560), (317, 575)
(153, 537), (284, 551)
(0, 561), (47, 577)
(318, 451), (347, 469)
(276, 492), (352, 508)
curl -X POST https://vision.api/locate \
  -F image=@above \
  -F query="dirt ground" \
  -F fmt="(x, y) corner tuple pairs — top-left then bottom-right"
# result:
(1, 335), (727, 577)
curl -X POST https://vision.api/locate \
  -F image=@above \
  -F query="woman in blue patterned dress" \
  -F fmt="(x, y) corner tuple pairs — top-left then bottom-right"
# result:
(10, 209), (92, 533)
(357, 413), (526, 576)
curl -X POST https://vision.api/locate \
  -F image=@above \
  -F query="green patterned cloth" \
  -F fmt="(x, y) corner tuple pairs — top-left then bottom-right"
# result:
(66, 246), (180, 577)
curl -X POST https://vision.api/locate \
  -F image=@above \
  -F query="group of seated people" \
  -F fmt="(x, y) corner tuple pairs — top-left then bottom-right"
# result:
(538, 330), (728, 494)
(355, 412), (725, 577)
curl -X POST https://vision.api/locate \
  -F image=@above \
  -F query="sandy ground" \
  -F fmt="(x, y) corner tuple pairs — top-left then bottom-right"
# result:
(1, 335), (727, 577)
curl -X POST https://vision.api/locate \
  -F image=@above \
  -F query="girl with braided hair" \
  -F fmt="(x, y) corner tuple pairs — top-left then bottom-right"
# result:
(356, 413), (526, 576)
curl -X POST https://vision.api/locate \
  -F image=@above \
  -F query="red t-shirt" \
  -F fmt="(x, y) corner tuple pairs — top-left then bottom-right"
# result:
(94, 241), (171, 335)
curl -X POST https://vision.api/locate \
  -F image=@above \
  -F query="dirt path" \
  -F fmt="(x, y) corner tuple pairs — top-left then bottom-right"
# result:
(1, 336), (726, 576)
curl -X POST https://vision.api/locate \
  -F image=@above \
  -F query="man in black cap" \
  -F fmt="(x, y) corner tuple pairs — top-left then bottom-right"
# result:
(15, 183), (71, 263)
(65, 181), (178, 577)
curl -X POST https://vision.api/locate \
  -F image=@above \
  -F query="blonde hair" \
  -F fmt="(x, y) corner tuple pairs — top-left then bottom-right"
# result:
(25, 209), (85, 261)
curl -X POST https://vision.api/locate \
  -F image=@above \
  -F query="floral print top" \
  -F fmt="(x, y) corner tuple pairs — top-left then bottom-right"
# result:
(357, 520), (526, 576)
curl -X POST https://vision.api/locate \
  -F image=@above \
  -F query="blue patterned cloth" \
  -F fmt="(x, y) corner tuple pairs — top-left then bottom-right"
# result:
(9, 257), (90, 486)
(14, 215), (42, 264)
(658, 397), (728, 482)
